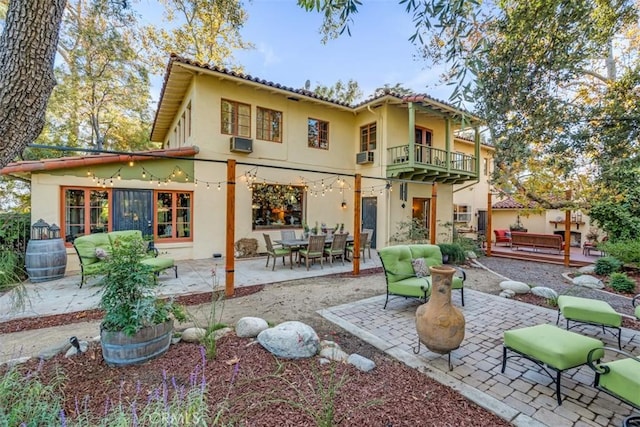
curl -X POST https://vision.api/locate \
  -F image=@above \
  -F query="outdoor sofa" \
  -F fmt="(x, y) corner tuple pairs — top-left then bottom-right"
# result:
(378, 244), (465, 309)
(73, 230), (177, 287)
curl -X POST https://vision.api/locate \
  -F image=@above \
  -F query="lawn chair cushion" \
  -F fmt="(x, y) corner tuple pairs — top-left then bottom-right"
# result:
(558, 296), (622, 327)
(597, 358), (640, 407)
(504, 324), (604, 370)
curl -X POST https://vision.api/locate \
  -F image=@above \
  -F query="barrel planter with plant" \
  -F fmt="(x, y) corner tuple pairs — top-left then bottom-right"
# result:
(98, 234), (185, 366)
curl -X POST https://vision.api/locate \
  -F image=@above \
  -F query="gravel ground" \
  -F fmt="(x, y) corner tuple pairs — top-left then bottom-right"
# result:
(477, 256), (638, 317)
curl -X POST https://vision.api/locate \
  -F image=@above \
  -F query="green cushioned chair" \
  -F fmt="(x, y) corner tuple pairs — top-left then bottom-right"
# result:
(502, 324), (604, 405)
(633, 294), (640, 320)
(73, 230), (177, 287)
(587, 347), (640, 410)
(556, 295), (622, 349)
(378, 244), (465, 309)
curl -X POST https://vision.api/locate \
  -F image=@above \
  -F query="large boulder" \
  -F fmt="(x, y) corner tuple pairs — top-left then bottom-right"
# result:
(236, 317), (269, 338)
(257, 321), (319, 359)
(499, 280), (530, 294)
(572, 275), (604, 289)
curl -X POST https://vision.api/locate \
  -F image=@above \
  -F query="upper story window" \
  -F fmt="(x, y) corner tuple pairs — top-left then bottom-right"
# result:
(257, 107), (283, 142)
(221, 99), (251, 137)
(308, 118), (329, 150)
(360, 123), (377, 152)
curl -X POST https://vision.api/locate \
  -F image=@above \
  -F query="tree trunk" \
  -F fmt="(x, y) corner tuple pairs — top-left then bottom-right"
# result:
(0, 0), (66, 168)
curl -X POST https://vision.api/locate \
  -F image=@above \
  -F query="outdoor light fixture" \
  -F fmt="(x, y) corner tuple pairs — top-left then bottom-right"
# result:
(341, 200), (347, 209)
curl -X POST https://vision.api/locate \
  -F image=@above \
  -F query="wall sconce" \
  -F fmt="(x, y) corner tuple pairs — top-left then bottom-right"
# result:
(341, 200), (347, 209)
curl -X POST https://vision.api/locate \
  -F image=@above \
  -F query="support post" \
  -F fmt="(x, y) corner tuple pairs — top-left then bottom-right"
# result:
(430, 183), (438, 244)
(352, 174), (362, 275)
(564, 190), (571, 267)
(487, 192), (493, 256)
(225, 160), (236, 297)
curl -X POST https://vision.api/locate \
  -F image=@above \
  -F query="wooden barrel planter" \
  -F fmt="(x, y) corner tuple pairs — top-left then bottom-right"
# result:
(25, 238), (67, 283)
(101, 320), (174, 366)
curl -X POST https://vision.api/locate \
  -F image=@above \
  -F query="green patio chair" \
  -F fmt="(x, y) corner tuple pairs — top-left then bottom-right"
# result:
(633, 294), (640, 320)
(263, 234), (291, 271)
(587, 346), (640, 410)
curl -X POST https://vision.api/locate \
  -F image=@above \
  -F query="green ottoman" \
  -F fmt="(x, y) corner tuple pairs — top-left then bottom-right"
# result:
(502, 324), (604, 405)
(556, 295), (622, 349)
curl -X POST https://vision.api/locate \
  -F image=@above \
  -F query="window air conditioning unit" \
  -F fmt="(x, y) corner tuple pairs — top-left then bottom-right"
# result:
(230, 136), (253, 153)
(356, 151), (374, 164)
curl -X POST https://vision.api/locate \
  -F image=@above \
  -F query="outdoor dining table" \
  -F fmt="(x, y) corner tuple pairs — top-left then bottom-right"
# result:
(275, 235), (354, 267)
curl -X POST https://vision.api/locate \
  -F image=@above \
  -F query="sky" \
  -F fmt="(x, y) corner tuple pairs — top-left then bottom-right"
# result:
(137, 0), (453, 103)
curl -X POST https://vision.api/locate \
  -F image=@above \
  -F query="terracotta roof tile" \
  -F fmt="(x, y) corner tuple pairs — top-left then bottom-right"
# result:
(1, 146), (199, 175)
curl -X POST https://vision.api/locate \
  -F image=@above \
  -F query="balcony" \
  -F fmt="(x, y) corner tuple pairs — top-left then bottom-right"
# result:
(386, 144), (477, 184)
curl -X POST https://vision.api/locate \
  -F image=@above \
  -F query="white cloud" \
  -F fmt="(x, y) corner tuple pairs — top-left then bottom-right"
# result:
(257, 42), (280, 67)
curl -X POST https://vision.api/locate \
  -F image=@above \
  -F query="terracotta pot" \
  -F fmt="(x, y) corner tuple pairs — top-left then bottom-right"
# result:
(415, 266), (465, 354)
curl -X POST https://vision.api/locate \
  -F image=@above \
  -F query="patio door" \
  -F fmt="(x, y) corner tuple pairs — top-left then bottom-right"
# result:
(477, 210), (487, 235)
(362, 196), (377, 248)
(112, 189), (154, 237)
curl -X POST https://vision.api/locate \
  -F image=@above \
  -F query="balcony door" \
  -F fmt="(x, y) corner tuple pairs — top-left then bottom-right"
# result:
(415, 127), (432, 164)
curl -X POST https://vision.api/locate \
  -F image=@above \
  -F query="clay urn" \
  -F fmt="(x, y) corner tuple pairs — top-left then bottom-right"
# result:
(415, 265), (465, 354)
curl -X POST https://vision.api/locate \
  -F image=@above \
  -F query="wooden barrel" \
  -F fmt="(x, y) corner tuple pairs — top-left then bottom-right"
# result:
(101, 320), (174, 366)
(25, 238), (67, 283)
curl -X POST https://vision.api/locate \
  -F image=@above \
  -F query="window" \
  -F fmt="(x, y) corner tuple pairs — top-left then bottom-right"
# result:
(257, 107), (282, 142)
(308, 118), (329, 149)
(63, 188), (111, 242)
(360, 123), (376, 152)
(252, 184), (304, 229)
(156, 191), (192, 240)
(453, 204), (472, 223)
(483, 158), (489, 176)
(221, 99), (251, 137)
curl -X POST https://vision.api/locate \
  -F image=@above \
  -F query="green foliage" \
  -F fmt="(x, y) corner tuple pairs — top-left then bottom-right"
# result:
(545, 295), (559, 308)
(99, 234), (184, 335)
(0, 212), (29, 290)
(313, 79), (362, 104)
(0, 365), (65, 426)
(599, 239), (640, 265)
(608, 272), (637, 293)
(594, 256), (623, 276)
(590, 194), (640, 241)
(454, 236), (483, 257)
(390, 217), (429, 244)
(437, 243), (466, 264)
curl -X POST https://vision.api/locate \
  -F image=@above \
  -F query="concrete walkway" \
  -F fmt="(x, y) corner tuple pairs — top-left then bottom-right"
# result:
(2, 253), (639, 426)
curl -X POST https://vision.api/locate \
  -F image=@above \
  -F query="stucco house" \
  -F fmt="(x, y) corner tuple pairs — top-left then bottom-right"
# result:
(2, 54), (487, 274)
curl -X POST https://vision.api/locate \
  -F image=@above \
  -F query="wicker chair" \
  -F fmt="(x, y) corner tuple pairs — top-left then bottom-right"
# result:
(263, 234), (291, 271)
(299, 234), (326, 270)
(323, 233), (348, 266)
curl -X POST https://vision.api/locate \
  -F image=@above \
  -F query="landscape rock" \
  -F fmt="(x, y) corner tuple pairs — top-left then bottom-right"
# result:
(465, 250), (478, 260)
(499, 280), (530, 294)
(39, 340), (71, 360)
(257, 321), (319, 359)
(213, 327), (233, 340)
(499, 290), (515, 299)
(236, 317), (269, 338)
(531, 286), (559, 300)
(578, 265), (597, 274)
(347, 353), (375, 372)
(181, 327), (207, 343)
(572, 274), (604, 289)
(319, 346), (349, 362)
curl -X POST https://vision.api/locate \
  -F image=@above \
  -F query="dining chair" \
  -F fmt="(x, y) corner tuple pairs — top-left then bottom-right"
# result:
(280, 230), (300, 262)
(346, 230), (369, 263)
(323, 232), (348, 266)
(362, 228), (374, 259)
(299, 234), (326, 270)
(263, 234), (291, 271)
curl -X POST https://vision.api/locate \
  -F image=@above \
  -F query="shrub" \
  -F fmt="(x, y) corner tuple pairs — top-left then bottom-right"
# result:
(599, 239), (640, 266)
(594, 257), (623, 276)
(437, 243), (466, 264)
(609, 272), (637, 293)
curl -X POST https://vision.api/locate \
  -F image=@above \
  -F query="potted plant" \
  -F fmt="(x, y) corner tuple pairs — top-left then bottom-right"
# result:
(302, 222), (310, 238)
(437, 243), (466, 264)
(339, 223), (345, 233)
(99, 234), (185, 366)
(311, 221), (319, 235)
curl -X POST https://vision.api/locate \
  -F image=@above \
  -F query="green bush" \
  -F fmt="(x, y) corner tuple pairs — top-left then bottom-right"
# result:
(599, 239), (640, 265)
(609, 272), (637, 293)
(594, 257), (623, 275)
(437, 243), (466, 264)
